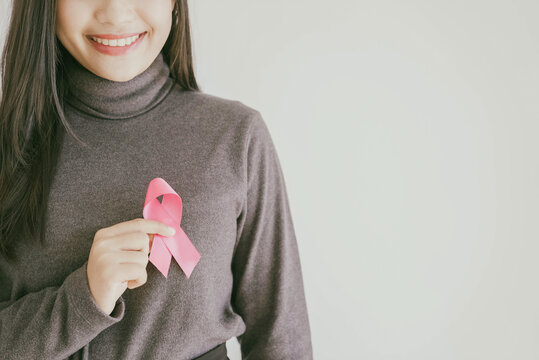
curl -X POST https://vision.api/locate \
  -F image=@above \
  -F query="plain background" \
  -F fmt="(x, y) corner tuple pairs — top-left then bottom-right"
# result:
(2, 0), (539, 359)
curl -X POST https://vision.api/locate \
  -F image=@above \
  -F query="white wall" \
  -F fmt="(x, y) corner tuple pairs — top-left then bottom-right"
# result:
(3, 0), (539, 359)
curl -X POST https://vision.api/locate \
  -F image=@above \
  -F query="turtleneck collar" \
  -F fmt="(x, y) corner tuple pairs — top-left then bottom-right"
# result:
(63, 51), (175, 120)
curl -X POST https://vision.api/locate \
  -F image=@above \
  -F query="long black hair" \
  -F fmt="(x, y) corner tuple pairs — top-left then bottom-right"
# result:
(0, 0), (199, 262)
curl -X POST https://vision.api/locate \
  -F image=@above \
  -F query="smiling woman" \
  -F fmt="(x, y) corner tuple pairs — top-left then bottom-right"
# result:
(55, 0), (175, 81)
(0, 0), (313, 359)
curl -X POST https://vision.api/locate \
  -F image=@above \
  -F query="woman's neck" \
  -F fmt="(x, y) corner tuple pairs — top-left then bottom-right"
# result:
(62, 51), (175, 120)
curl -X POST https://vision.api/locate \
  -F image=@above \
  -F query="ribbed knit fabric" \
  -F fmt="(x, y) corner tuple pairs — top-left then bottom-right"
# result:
(0, 51), (313, 359)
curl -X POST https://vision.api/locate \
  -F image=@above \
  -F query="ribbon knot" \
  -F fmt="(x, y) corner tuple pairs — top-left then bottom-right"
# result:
(143, 177), (200, 278)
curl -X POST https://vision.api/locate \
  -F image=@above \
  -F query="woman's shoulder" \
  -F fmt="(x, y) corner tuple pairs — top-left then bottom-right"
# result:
(167, 84), (263, 130)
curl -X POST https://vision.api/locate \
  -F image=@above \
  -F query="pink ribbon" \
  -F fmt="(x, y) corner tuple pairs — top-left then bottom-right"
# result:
(143, 177), (200, 278)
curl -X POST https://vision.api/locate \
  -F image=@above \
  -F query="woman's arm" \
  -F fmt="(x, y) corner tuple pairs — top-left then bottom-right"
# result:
(0, 261), (125, 360)
(232, 112), (313, 359)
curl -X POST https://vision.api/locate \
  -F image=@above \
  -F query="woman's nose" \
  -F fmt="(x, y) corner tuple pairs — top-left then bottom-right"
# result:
(94, 0), (137, 27)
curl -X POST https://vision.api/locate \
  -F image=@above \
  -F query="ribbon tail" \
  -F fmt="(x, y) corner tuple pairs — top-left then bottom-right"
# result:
(149, 236), (172, 278)
(164, 227), (201, 278)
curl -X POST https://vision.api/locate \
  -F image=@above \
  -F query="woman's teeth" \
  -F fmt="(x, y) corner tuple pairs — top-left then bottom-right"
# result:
(90, 34), (140, 47)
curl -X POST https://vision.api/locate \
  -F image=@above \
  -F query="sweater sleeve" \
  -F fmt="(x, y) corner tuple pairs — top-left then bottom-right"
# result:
(232, 112), (313, 359)
(0, 261), (125, 360)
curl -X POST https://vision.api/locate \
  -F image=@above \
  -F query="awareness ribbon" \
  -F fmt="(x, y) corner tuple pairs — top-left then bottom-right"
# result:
(143, 177), (201, 278)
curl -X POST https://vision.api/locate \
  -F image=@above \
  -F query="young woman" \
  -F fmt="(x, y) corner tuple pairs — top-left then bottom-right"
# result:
(0, 0), (313, 359)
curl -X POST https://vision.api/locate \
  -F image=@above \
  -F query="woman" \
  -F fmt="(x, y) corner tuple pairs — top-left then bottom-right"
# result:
(0, 0), (313, 359)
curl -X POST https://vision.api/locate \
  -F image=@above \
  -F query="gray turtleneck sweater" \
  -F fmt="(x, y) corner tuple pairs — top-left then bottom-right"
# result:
(0, 51), (313, 360)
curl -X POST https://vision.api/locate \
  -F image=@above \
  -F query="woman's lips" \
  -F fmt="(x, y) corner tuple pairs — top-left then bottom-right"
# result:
(87, 31), (147, 56)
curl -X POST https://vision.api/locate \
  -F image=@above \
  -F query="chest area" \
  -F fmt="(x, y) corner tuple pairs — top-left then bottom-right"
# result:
(6, 123), (245, 295)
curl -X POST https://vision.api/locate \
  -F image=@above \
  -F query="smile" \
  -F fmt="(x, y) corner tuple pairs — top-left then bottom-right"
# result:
(87, 32), (147, 56)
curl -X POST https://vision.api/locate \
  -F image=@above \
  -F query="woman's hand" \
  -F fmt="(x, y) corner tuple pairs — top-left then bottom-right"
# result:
(86, 218), (176, 315)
